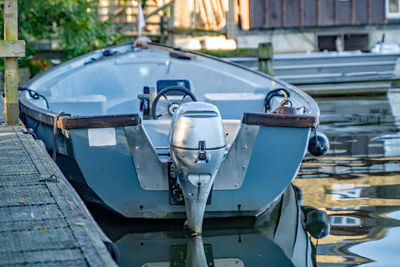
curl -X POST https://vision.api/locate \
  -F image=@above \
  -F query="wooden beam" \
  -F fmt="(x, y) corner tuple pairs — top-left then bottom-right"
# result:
(212, 0), (225, 28)
(368, 0), (372, 24)
(4, 0), (20, 125)
(0, 40), (25, 57)
(119, 1), (174, 33)
(300, 0), (304, 26)
(265, 0), (269, 27)
(282, 0), (286, 27)
(204, 0), (217, 30)
(198, 47), (259, 57)
(199, 0), (209, 29)
(239, 0), (250, 30)
(258, 42), (274, 76)
(226, 0), (237, 38)
(333, 0), (337, 25)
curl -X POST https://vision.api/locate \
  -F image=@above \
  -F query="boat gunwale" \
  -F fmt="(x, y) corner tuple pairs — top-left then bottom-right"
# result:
(19, 42), (319, 130)
(20, 100), (140, 129)
(243, 112), (317, 128)
(20, 94), (317, 129)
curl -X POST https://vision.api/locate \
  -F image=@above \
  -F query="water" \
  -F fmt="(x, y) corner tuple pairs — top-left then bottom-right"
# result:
(92, 89), (400, 266)
(294, 89), (400, 266)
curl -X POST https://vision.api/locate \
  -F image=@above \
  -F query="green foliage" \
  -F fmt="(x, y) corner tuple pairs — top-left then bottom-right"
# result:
(0, 0), (125, 74)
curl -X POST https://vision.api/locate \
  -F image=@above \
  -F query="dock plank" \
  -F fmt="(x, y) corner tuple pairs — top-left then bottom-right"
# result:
(0, 98), (116, 266)
(0, 249), (84, 265)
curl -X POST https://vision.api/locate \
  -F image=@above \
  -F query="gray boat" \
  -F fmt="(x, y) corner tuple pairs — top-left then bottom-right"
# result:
(19, 41), (325, 234)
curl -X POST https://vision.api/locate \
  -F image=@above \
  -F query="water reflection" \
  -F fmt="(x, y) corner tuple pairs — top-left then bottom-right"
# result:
(91, 89), (400, 266)
(294, 89), (400, 266)
(93, 185), (316, 267)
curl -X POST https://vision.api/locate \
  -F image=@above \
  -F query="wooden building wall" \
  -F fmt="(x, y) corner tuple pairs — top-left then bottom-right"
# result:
(249, 0), (389, 29)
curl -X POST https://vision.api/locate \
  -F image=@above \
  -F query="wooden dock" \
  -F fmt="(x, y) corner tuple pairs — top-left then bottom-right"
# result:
(0, 98), (116, 266)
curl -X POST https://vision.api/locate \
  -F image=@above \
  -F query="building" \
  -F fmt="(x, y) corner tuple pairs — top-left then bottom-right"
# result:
(240, 0), (400, 52)
(96, 0), (400, 53)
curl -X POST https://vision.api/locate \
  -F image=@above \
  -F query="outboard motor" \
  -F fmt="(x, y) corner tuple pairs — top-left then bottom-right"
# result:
(169, 102), (226, 234)
(185, 235), (208, 266)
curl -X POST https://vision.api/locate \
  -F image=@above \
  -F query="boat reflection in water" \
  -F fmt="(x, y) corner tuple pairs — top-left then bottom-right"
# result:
(93, 185), (326, 267)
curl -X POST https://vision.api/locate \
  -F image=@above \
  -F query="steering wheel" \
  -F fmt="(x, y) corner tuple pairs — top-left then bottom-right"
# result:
(151, 86), (197, 120)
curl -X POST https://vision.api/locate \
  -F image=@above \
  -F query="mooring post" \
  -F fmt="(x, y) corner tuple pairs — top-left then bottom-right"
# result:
(258, 42), (274, 76)
(2, 0), (24, 125)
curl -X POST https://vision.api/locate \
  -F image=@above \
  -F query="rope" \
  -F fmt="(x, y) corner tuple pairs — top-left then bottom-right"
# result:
(52, 111), (69, 161)
(18, 87), (49, 109)
(270, 89), (292, 114)
(20, 128), (37, 140)
(264, 88), (291, 112)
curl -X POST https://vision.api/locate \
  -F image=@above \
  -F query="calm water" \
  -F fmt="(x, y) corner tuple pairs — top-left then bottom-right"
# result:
(93, 89), (400, 267)
(294, 88), (400, 266)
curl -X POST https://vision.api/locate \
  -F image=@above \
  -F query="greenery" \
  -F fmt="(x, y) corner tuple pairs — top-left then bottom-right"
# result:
(1, 0), (125, 74)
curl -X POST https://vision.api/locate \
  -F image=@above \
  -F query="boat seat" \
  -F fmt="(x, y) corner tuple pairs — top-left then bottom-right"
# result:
(223, 120), (241, 149)
(46, 94), (107, 116)
(204, 93), (265, 119)
(104, 96), (141, 115)
(142, 119), (242, 156)
(142, 120), (171, 151)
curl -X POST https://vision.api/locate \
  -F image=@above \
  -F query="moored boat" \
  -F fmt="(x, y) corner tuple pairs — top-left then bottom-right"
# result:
(20, 41), (326, 234)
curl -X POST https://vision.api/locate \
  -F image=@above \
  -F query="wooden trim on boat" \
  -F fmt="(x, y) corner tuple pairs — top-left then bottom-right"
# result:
(242, 112), (317, 128)
(59, 114), (140, 129)
(20, 99), (140, 130)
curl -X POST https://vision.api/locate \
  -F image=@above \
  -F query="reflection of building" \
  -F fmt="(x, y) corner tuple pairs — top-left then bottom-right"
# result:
(330, 215), (361, 228)
(293, 95), (400, 265)
(295, 172), (400, 264)
(299, 97), (400, 178)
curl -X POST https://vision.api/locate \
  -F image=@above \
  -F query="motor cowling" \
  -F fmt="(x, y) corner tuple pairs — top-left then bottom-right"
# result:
(170, 102), (226, 178)
(169, 102), (226, 234)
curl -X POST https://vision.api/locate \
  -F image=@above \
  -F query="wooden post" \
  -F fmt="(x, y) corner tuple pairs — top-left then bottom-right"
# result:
(258, 42), (274, 76)
(239, 0), (250, 30)
(226, 0), (237, 39)
(3, 0), (24, 125)
(167, 2), (175, 46)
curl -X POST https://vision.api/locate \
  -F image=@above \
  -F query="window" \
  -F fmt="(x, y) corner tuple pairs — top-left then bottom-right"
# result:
(330, 216), (361, 226)
(318, 34), (369, 51)
(386, 0), (400, 19)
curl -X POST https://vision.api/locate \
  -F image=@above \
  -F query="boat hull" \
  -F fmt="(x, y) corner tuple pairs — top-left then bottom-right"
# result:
(19, 42), (320, 224)
(23, 114), (310, 219)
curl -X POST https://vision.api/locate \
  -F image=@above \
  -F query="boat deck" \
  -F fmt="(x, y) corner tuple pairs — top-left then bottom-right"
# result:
(0, 98), (116, 266)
